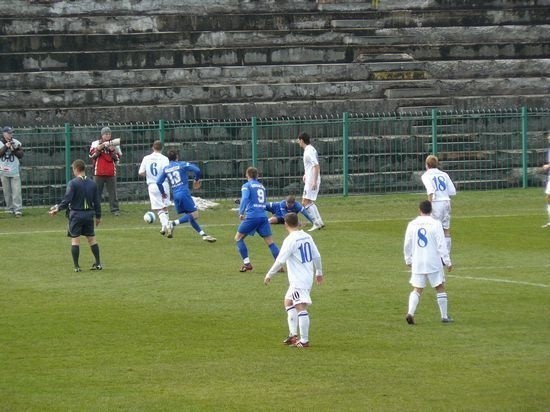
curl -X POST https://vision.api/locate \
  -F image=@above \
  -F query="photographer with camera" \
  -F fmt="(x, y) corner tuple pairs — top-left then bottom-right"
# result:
(0, 126), (24, 217)
(89, 126), (122, 216)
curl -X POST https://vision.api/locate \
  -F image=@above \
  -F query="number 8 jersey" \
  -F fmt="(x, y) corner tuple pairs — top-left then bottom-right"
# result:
(404, 215), (451, 275)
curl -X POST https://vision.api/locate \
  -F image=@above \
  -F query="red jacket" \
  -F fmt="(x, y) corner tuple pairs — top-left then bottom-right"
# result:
(89, 139), (121, 176)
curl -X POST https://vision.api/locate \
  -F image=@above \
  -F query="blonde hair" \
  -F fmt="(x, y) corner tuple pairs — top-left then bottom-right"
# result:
(425, 155), (439, 169)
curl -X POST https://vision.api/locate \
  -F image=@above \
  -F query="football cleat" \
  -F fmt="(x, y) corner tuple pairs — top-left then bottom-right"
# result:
(291, 341), (310, 348)
(160, 226), (166, 236)
(406, 314), (415, 325)
(441, 317), (454, 323)
(166, 222), (174, 238)
(283, 335), (298, 345)
(239, 263), (253, 272)
(74, 267), (82, 273)
(90, 263), (103, 271)
(541, 223), (550, 228)
(202, 234), (217, 242)
(308, 224), (322, 232)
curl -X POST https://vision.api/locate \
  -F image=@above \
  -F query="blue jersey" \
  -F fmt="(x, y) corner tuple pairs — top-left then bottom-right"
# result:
(239, 179), (267, 219)
(266, 199), (313, 223)
(156, 160), (202, 197)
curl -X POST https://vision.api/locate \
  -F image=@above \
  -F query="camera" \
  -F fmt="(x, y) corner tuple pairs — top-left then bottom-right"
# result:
(107, 138), (121, 147)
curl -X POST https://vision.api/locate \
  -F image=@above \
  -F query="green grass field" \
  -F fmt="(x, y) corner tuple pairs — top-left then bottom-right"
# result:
(1, 188), (548, 411)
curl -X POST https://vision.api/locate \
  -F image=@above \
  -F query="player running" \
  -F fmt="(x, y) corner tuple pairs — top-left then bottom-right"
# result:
(156, 150), (216, 242)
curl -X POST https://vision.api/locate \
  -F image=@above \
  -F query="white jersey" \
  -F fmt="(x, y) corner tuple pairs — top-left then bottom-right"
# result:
(276, 229), (322, 290)
(139, 151), (170, 209)
(404, 215), (451, 275)
(421, 168), (456, 202)
(303, 144), (321, 186)
(139, 152), (169, 185)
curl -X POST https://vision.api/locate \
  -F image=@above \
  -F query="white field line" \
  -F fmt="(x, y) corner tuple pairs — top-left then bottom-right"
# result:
(2, 210), (544, 237)
(447, 273), (549, 288)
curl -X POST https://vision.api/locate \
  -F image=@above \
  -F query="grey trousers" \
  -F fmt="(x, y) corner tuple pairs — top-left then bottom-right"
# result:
(94, 175), (119, 213)
(0, 174), (23, 213)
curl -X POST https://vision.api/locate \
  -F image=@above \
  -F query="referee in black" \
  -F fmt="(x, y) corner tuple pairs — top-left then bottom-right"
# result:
(49, 159), (103, 272)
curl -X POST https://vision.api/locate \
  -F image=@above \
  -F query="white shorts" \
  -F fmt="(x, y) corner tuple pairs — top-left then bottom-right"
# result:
(545, 179), (550, 195)
(285, 287), (312, 306)
(431, 200), (451, 230)
(302, 182), (319, 202)
(410, 270), (445, 289)
(148, 183), (171, 210)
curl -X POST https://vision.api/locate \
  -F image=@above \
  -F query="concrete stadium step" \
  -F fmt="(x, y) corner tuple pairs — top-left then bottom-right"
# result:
(3, 6), (547, 36)
(8, 22), (544, 54)
(2, 78), (546, 110)
(2, 94), (549, 126)
(330, 8), (550, 29)
(9, 57), (544, 91)
(0, 28), (379, 53)
(3, 41), (549, 73)
(0, 63), (376, 89)
(385, 87), (440, 99)
(2, 0), (543, 17)
(349, 24), (550, 45)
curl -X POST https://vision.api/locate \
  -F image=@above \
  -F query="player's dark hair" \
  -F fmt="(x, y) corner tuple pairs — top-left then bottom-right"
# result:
(167, 150), (178, 161)
(284, 212), (299, 228)
(246, 167), (258, 179)
(285, 195), (296, 204)
(72, 159), (86, 172)
(298, 132), (310, 144)
(153, 140), (162, 151)
(419, 200), (432, 214)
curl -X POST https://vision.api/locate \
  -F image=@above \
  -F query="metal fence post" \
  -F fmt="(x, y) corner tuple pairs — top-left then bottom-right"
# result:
(521, 106), (528, 188)
(342, 112), (349, 196)
(251, 116), (257, 167)
(159, 119), (165, 144)
(431, 109), (438, 155)
(64, 123), (71, 183)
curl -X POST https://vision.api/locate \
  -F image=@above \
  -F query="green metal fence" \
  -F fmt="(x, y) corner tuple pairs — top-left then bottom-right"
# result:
(4, 107), (549, 208)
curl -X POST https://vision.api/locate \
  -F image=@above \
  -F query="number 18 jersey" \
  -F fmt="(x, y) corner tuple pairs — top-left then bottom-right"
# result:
(421, 168), (456, 202)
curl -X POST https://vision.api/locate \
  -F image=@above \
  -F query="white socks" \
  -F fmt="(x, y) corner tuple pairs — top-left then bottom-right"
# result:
(157, 210), (169, 228)
(298, 311), (310, 343)
(306, 203), (324, 226)
(286, 305), (298, 337)
(408, 291), (420, 315)
(437, 292), (448, 319)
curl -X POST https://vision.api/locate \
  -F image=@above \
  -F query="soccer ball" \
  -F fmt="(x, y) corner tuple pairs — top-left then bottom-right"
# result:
(143, 211), (156, 224)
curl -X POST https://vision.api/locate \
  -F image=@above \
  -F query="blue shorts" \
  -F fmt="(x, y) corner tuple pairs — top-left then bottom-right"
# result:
(238, 216), (272, 237)
(174, 193), (197, 214)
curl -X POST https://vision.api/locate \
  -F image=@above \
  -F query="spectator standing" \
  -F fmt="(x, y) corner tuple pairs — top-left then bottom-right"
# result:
(264, 212), (324, 348)
(541, 132), (550, 228)
(297, 132), (324, 231)
(139, 140), (171, 234)
(421, 155), (456, 254)
(156, 150), (216, 242)
(0, 126), (24, 217)
(403, 200), (453, 325)
(235, 166), (280, 272)
(89, 126), (121, 216)
(48, 159), (102, 272)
